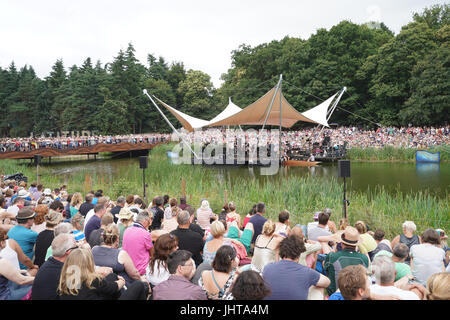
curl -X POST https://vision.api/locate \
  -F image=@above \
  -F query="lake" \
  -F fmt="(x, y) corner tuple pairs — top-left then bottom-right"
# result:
(44, 155), (449, 199)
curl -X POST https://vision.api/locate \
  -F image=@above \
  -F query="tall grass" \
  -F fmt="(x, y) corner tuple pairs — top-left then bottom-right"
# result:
(1, 143), (448, 240)
(347, 145), (449, 162)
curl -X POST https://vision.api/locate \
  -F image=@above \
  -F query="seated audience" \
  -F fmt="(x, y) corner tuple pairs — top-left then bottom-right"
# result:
(263, 235), (330, 300)
(152, 250), (206, 300)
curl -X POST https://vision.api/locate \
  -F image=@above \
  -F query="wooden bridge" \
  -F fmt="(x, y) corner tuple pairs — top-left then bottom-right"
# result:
(0, 141), (166, 160)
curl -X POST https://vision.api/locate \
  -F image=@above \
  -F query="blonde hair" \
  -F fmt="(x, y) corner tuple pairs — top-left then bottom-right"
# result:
(210, 220), (226, 238)
(58, 248), (102, 296)
(355, 221), (367, 234)
(262, 220), (276, 236)
(339, 218), (349, 231)
(70, 192), (83, 207)
(426, 273), (450, 300)
(102, 223), (120, 246)
(71, 213), (84, 231)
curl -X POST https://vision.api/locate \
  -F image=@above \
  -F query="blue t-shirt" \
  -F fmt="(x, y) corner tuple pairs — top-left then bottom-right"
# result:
(84, 215), (101, 242)
(328, 292), (345, 300)
(92, 198), (98, 205)
(7, 225), (38, 269)
(263, 259), (321, 300)
(249, 214), (267, 243)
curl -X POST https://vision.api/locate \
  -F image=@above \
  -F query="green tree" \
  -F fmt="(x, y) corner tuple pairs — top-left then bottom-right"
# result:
(96, 97), (130, 135)
(0, 63), (20, 136)
(177, 70), (217, 119)
(359, 22), (438, 126)
(413, 3), (449, 30)
(400, 25), (450, 125)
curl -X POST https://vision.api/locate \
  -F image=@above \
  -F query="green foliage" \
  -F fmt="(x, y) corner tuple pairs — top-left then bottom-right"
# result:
(0, 5), (448, 136)
(177, 70), (218, 119)
(3, 143), (447, 239)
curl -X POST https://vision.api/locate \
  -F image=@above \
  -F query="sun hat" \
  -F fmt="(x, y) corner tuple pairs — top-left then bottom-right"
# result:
(436, 229), (448, 240)
(337, 226), (362, 247)
(44, 210), (63, 225)
(41, 197), (53, 205)
(116, 207), (134, 221)
(17, 189), (30, 198)
(16, 207), (36, 220)
(43, 188), (52, 196)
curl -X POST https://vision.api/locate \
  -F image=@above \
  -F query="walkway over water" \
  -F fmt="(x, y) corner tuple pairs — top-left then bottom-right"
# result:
(0, 141), (166, 160)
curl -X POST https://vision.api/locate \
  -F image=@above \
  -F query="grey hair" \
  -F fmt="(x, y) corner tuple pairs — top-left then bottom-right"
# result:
(372, 255), (396, 284)
(177, 210), (190, 225)
(393, 243), (409, 260)
(116, 196), (126, 204)
(402, 221), (416, 233)
(52, 233), (75, 257)
(136, 210), (151, 223)
(54, 222), (73, 237)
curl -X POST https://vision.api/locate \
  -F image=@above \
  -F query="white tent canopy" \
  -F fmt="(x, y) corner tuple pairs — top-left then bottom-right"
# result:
(151, 77), (343, 132)
(208, 97), (242, 124)
(153, 96), (210, 132)
(301, 93), (338, 127)
(153, 96), (243, 132)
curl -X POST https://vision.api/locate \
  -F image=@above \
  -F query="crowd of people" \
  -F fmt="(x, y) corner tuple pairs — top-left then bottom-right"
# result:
(0, 177), (448, 300)
(173, 125), (449, 159)
(0, 134), (170, 153)
(1, 126), (448, 159)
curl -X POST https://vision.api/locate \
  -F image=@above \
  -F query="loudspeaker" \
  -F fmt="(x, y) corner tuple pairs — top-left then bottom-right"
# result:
(338, 160), (350, 178)
(34, 154), (42, 165)
(139, 156), (148, 169)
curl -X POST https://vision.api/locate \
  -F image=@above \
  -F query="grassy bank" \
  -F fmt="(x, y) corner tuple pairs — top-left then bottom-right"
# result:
(1, 143), (448, 239)
(347, 145), (449, 162)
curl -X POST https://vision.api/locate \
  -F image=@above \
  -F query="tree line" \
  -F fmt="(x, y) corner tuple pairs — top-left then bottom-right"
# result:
(0, 4), (448, 137)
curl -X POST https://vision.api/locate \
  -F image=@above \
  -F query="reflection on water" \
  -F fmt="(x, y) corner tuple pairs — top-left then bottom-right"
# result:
(416, 163), (440, 176)
(44, 156), (449, 198)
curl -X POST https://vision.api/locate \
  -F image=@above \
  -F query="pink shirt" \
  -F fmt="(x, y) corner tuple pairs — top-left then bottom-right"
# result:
(196, 208), (215, 230)
(122, 223), (153, 275)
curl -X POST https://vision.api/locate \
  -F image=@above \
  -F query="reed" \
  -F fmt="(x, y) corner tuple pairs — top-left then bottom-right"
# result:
(347, 145), (449, 162)
(1, 144), (448, 239)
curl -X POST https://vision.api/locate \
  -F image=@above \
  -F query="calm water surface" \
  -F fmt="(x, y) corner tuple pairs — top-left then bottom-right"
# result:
(45, 155), (449, 199)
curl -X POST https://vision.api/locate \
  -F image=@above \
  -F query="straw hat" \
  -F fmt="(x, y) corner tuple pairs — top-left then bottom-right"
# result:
(17, 189), (30, 198)
(115, 207), (134, 221)
(339, 226), (362, 246)
(16, 207), (36, 220)
(44, 210), (63, 225)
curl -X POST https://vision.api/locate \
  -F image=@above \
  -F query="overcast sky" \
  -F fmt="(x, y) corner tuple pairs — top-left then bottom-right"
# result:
(0, 0), (446, 88)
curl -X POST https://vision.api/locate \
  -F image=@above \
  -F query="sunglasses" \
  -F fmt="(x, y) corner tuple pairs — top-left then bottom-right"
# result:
(66, 246), (78, 253)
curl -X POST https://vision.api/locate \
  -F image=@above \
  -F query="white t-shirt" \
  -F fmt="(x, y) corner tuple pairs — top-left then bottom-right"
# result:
(163, 207), (173, 220)
(83, 209), (95, 232)
(307, 225), (332, 242)
(146, 260), (170, 286)
(307, 222), (330, 238)
(370, 284), (420, 300)
(410, 243), (445, 286)
(6, 205), (19, 217)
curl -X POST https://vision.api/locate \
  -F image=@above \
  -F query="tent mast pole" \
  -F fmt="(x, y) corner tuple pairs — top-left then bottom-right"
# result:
(142, 89), (200, 160)
(262, 74), (283, 130)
